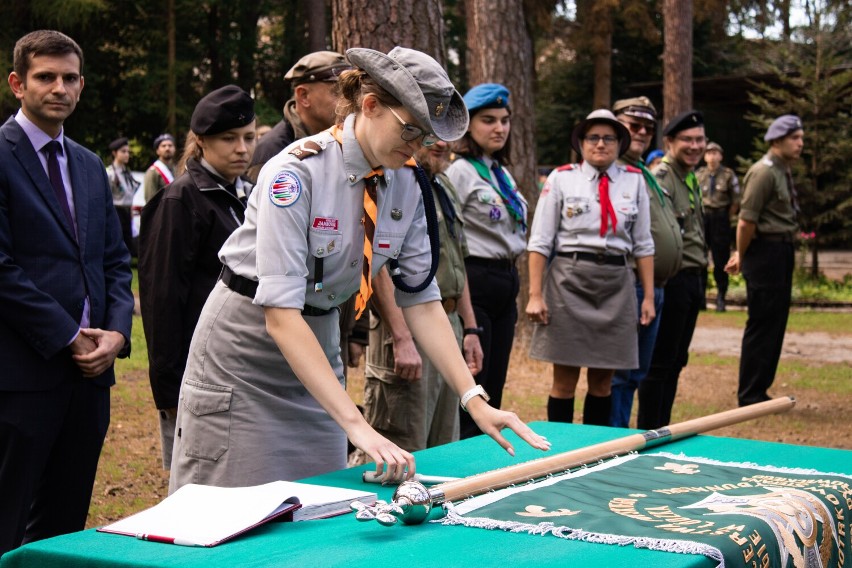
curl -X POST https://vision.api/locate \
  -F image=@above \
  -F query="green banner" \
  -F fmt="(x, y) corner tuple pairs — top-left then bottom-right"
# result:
(444, 453), (852, 568)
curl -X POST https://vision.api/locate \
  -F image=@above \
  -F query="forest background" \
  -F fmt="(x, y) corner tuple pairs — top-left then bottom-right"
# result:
(0, 0), (849, 267)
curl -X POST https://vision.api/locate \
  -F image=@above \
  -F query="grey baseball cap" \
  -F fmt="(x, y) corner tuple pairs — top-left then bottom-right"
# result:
(570, 109), (631, 157)
(345, 46), (469, 142)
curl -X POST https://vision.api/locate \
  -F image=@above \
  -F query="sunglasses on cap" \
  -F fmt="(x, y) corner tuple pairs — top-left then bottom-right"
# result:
(384, 104), (439, 147)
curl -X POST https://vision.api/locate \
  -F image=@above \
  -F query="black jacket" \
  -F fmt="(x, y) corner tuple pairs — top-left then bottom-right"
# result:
(138, 158), (250, 408)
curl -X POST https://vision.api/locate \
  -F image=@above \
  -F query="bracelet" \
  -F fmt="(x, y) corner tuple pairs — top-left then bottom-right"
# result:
(463, 326), (484, 337)
(459, 384), (490, 412)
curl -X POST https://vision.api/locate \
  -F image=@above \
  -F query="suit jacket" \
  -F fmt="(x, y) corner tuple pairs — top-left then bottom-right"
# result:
(0, 116), (134, 391)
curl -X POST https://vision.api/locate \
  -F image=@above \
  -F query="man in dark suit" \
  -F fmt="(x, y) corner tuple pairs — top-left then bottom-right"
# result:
(0, 30), (133, 556)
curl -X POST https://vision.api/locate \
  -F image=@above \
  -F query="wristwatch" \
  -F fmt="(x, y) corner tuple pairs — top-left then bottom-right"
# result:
(463, 326), (484, 337)
(460, 384), (490, 412)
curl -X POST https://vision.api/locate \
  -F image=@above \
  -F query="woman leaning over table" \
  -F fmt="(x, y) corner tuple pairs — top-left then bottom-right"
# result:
(445, 83), (528, 440)
(526, 109), (655, 426)
(168, 47), (550, 494)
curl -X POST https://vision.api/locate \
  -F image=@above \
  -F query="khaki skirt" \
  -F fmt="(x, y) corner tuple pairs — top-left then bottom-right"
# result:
(169, 282), (346, 492)
(530, 255), (638, 369)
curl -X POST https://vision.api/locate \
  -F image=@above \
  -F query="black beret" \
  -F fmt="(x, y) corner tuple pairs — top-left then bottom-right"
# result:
(108, 137), (128, 151)
(153, 133), (175, 150)
(662, 110), (704, 137)
(190, 85), (255, 136)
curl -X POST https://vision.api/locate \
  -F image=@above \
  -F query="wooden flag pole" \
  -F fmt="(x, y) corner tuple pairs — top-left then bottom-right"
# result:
(352, 397), (796, 526)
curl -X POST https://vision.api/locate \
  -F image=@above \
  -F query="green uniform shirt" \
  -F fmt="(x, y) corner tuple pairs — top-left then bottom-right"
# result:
(739, 152), (798, 236)
(432, 172), (468, 299)
(653, 156), (707, 269)
(696, 165), (740, 210)
(619, 158), (683, 285)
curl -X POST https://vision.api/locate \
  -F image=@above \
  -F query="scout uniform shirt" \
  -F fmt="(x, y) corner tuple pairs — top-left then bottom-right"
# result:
(696, 165), (740, 210)
(219, 113), (441, 311)
(653, 157), (707, 269)
(432, 171), (468, 300)
(618, 158), (682, 286)
(739, 152), (798, 237)
(445, 155), (527, 260)
(527, 161), (654, 259)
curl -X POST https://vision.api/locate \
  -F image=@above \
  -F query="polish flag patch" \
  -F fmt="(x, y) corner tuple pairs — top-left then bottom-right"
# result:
(377, 238), (391, 249)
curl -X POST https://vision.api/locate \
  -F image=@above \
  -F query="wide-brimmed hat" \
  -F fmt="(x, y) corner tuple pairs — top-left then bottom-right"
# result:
(570, 109), (631, 157)
(345, 47), (469, 142)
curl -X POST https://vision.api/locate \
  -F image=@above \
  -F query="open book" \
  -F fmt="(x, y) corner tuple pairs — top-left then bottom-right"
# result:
(98, 480), (376, 547)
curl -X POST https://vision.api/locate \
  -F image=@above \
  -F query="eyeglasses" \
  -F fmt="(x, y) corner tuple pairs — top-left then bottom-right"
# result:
(623, 120), (655, 135)
(384, 105), (439, 147)
(584, 135), (619, 146)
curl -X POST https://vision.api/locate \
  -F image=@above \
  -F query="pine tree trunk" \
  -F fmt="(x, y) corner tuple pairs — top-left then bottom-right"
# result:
(306, 0), (328, 52)
(167, 0), (176, 135)
(662, 0), (693, 125)
(331, 0), (445, 59)
(464, 0), (537, 334)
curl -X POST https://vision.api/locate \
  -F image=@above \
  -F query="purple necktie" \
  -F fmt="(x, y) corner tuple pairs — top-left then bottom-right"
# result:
(43, 140), (75, 233)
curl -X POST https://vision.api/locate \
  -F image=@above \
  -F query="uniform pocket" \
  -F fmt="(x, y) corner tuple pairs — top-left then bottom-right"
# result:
(308, 228), (344, 260)
(180, 380), (232, 461)
(362, 377), (411, 435)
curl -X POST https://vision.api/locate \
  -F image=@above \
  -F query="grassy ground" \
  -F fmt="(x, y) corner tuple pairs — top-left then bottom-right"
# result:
(89, 310), (852, 528)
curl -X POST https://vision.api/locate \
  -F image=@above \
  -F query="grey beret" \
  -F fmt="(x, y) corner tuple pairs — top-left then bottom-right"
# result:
(764, 114), (803, 142)
(570, 109), (631, 157)
(345, 46), (469, 142)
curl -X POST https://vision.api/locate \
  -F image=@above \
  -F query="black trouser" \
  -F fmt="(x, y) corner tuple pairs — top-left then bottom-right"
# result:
(703, 208), (732, 297)
(637, 269), (704, 429)
(738, 239), (794, 406)
(459, 258), (519, 439)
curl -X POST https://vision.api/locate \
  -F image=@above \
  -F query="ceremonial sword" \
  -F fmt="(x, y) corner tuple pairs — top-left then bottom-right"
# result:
(351, 396), (796, 526)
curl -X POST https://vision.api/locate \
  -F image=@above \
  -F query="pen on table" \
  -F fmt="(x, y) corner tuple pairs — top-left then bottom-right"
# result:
(136, 533), (202, 547)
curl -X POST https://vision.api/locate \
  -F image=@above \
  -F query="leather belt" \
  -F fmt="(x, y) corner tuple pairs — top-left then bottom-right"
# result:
(441, 297), (458, 313)
(220, 266), (333, 317)
(465, 256), (516, 270)
(557, 251), (626, 266)
(757, 232), (794, 243)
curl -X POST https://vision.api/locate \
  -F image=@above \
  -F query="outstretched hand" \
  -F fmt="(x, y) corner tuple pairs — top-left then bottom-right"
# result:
(347, 422), (416, 483)
(467, 397), (551, 457)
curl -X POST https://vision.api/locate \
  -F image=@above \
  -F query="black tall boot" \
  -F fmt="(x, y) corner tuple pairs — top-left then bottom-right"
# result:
(583, 393), (612, 426)
(547, 396), (574, 423)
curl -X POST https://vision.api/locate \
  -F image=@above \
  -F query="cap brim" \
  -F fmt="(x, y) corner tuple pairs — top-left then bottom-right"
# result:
(346, 48), (469, 142)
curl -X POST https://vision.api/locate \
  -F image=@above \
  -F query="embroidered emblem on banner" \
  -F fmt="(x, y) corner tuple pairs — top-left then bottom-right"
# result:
(312, 217), (339, 231)
(269, 171), (302, 207)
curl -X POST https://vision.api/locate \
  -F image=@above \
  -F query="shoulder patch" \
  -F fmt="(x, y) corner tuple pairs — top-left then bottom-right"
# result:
(556, 163), (576, 172)
(288, 140), (323, 160)
(654, 164), (669, 179)
(761, 157), (773, 166)
(268, 170), (302, 207)
(625, 165), (642, 174)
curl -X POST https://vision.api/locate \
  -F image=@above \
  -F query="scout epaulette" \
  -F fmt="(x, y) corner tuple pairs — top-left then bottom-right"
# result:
(556, 163), (576, 172)
(288, 140), (323, 160)
(625, 165), (642, 173)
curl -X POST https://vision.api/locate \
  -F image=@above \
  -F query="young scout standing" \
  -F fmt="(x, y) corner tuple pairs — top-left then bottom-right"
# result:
(725, 115), (804, 407)
(637, 111), (708, 430)
(696, 141), (740, 312)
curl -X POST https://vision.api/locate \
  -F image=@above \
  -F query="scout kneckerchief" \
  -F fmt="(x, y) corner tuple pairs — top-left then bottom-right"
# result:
(634, 159), (666, 207)
(326, 125), (439, 318)
(597, 172), (617, 236)
(466, 157), (527, 233)
(443, 452), (852, 568)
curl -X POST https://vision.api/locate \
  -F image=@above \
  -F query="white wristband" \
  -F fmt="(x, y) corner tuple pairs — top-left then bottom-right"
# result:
(460, 385), (490, 412)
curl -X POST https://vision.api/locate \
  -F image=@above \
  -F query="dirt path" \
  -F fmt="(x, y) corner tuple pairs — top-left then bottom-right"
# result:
(690, 326), (852, 364)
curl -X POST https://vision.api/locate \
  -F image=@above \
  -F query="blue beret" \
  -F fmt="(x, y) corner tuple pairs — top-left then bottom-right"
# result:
(662, 110), (704, 137)
(191, 85), (255, 136)
(646, 149), (665, 163)
(463, 83), (510, 114)
(764, 114), (803, 142)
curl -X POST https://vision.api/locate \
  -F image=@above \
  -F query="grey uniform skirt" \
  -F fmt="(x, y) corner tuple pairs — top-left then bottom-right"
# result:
(169, 281), (346, 492)
(530, 255), (638, 369)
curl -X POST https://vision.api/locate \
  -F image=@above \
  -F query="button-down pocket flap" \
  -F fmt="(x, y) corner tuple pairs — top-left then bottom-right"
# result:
(308, 229), (343, 259)
(183, 380), (232, 416)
